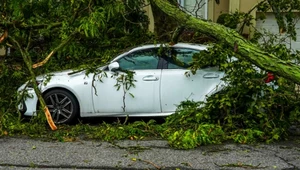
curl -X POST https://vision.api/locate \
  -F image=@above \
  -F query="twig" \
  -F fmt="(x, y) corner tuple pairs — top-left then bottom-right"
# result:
(238, 0), (268, 34)
(138, 159), (162, 170)
(25, 29), (32, 51)
(214, 162), (267, 169)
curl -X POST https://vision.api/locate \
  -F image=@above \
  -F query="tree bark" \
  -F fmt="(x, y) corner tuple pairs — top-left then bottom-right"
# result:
(151, 0), (300, 84)
(150, 0), (180, 41)
(10, 37), (57, 131)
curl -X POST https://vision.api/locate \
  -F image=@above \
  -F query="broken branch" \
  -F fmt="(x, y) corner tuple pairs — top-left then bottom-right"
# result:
(9, 36), (57, 130)
(0, 29), (8, 43)
(32, 33), (76, 68)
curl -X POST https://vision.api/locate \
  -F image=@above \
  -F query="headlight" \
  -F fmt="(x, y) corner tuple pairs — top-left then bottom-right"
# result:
(27, 79), (43, 88)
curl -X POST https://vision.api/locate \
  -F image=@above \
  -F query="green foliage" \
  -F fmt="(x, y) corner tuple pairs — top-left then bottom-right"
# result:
(1, 0), (300, 151)
(164, 100), (211, 126)
(162, 31), (299, 148)
(0, 111), (48, 137)
(160, 3), (300, 147)
(0, 0), (153, 139)
(259, 0), (300, 39)
(167, 124), (225, 149)
(232, 129), (265, 144)
(0, 113), (163, 142)
(114, 71), (137, 112)
(86, 120), (159, 141)
(217, 13), (240, 29)
(1, 0), (151, 71)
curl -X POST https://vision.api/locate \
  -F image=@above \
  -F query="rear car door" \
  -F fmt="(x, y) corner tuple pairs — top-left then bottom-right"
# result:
(160, 47), (225, 112)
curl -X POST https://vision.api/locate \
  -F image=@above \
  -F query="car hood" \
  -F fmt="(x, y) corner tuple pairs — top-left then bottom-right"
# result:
(54, 69), (88, 76)
(36, 66), (107, 80)
(53, 69), (75, 75)
(36, 69), (89, 79)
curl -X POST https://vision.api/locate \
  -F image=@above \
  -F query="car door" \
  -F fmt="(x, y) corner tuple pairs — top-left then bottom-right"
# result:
(92, 48), (162, 115)
(160, 47), (225, 112)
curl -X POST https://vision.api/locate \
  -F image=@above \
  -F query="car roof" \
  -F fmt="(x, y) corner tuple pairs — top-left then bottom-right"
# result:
(111, 43), (208, 62)
(128, 43), (208, 52)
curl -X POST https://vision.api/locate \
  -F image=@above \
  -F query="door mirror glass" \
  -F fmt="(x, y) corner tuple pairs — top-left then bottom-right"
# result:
(108, 62), (120, 71)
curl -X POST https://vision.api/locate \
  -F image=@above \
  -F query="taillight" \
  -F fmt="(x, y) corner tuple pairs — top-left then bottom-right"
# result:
(265, 72), (275, 83)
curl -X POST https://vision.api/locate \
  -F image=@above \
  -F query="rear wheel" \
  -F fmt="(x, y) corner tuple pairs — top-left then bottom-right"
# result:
(43, 89), (79, 124)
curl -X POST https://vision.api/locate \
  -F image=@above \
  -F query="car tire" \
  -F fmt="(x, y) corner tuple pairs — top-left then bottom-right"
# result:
(43, 89), (79, 124)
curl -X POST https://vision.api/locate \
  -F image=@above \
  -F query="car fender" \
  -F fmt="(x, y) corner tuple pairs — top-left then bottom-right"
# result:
(40, 81), (94, 116)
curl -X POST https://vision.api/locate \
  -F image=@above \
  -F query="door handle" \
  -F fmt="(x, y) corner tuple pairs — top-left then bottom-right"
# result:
(203, 73), (219, 79)
(143, 75), (159, 81)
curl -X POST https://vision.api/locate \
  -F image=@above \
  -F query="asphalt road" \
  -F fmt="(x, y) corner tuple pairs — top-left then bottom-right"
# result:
(0, 137), (299, 170)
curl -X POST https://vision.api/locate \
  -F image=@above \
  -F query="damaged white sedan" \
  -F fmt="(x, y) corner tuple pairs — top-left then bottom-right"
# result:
(17, 43), (225, 124)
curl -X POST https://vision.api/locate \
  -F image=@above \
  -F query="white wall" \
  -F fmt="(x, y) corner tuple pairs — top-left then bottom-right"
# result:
(256, 12), (300, 52)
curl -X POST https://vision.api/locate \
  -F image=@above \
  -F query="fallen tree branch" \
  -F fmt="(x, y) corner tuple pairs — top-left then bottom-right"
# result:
(151, 0), (300, 84)
(0, 22), (62, 30)
(170, 26), (185, 45)
(9, 36), (57, 130)
(32, 51), (54, 68)
(0, 29), (8, 43)
(32, 33), (76, 68)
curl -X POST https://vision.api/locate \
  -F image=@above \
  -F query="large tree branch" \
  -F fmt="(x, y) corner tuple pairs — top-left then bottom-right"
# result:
(0, 22), (62, 30)
(32, 32), (76, 68)
(151, 0), (300, 84)
(9, 36), (57, 130)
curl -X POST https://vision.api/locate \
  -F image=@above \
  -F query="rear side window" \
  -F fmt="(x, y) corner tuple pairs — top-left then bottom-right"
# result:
(167, 48), (200, 69)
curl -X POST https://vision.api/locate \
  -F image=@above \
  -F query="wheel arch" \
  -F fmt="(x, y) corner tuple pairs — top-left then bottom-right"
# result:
(36, 87), (81, 115)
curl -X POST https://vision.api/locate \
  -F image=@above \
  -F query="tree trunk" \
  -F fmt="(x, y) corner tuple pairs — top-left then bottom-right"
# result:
(150, 0), (179, 41)
(151, 0), (300, 84)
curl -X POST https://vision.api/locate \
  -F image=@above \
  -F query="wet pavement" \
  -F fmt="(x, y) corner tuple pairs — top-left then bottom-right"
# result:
(0, 137), (299, 170)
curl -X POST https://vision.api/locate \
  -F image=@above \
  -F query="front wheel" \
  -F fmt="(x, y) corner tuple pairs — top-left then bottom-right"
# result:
(43, 89), (79, 124)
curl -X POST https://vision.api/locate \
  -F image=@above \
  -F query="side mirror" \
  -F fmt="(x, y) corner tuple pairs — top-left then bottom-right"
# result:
(108, 62), (120, 71)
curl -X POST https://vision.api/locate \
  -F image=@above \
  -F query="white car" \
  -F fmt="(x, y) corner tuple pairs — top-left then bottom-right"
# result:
(18, 43), (225, 124)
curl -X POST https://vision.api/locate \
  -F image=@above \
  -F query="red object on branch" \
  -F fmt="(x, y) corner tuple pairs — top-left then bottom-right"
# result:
(265, 72), (275, 83)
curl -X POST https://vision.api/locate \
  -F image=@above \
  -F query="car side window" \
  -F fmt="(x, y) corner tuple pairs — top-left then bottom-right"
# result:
(167, 48), (200, 69)
(117, 49), (159, 70)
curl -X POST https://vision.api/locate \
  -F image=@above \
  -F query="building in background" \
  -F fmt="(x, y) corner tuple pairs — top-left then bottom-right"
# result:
(145, 0), (300, 51)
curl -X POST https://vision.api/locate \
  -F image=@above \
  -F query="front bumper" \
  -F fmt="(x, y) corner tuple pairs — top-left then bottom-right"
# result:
(17, 85), (39, 116)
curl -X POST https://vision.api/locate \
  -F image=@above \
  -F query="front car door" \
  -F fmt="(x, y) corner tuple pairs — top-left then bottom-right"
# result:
(160, 47), (225, 112)
(92, 48), (162, 115)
